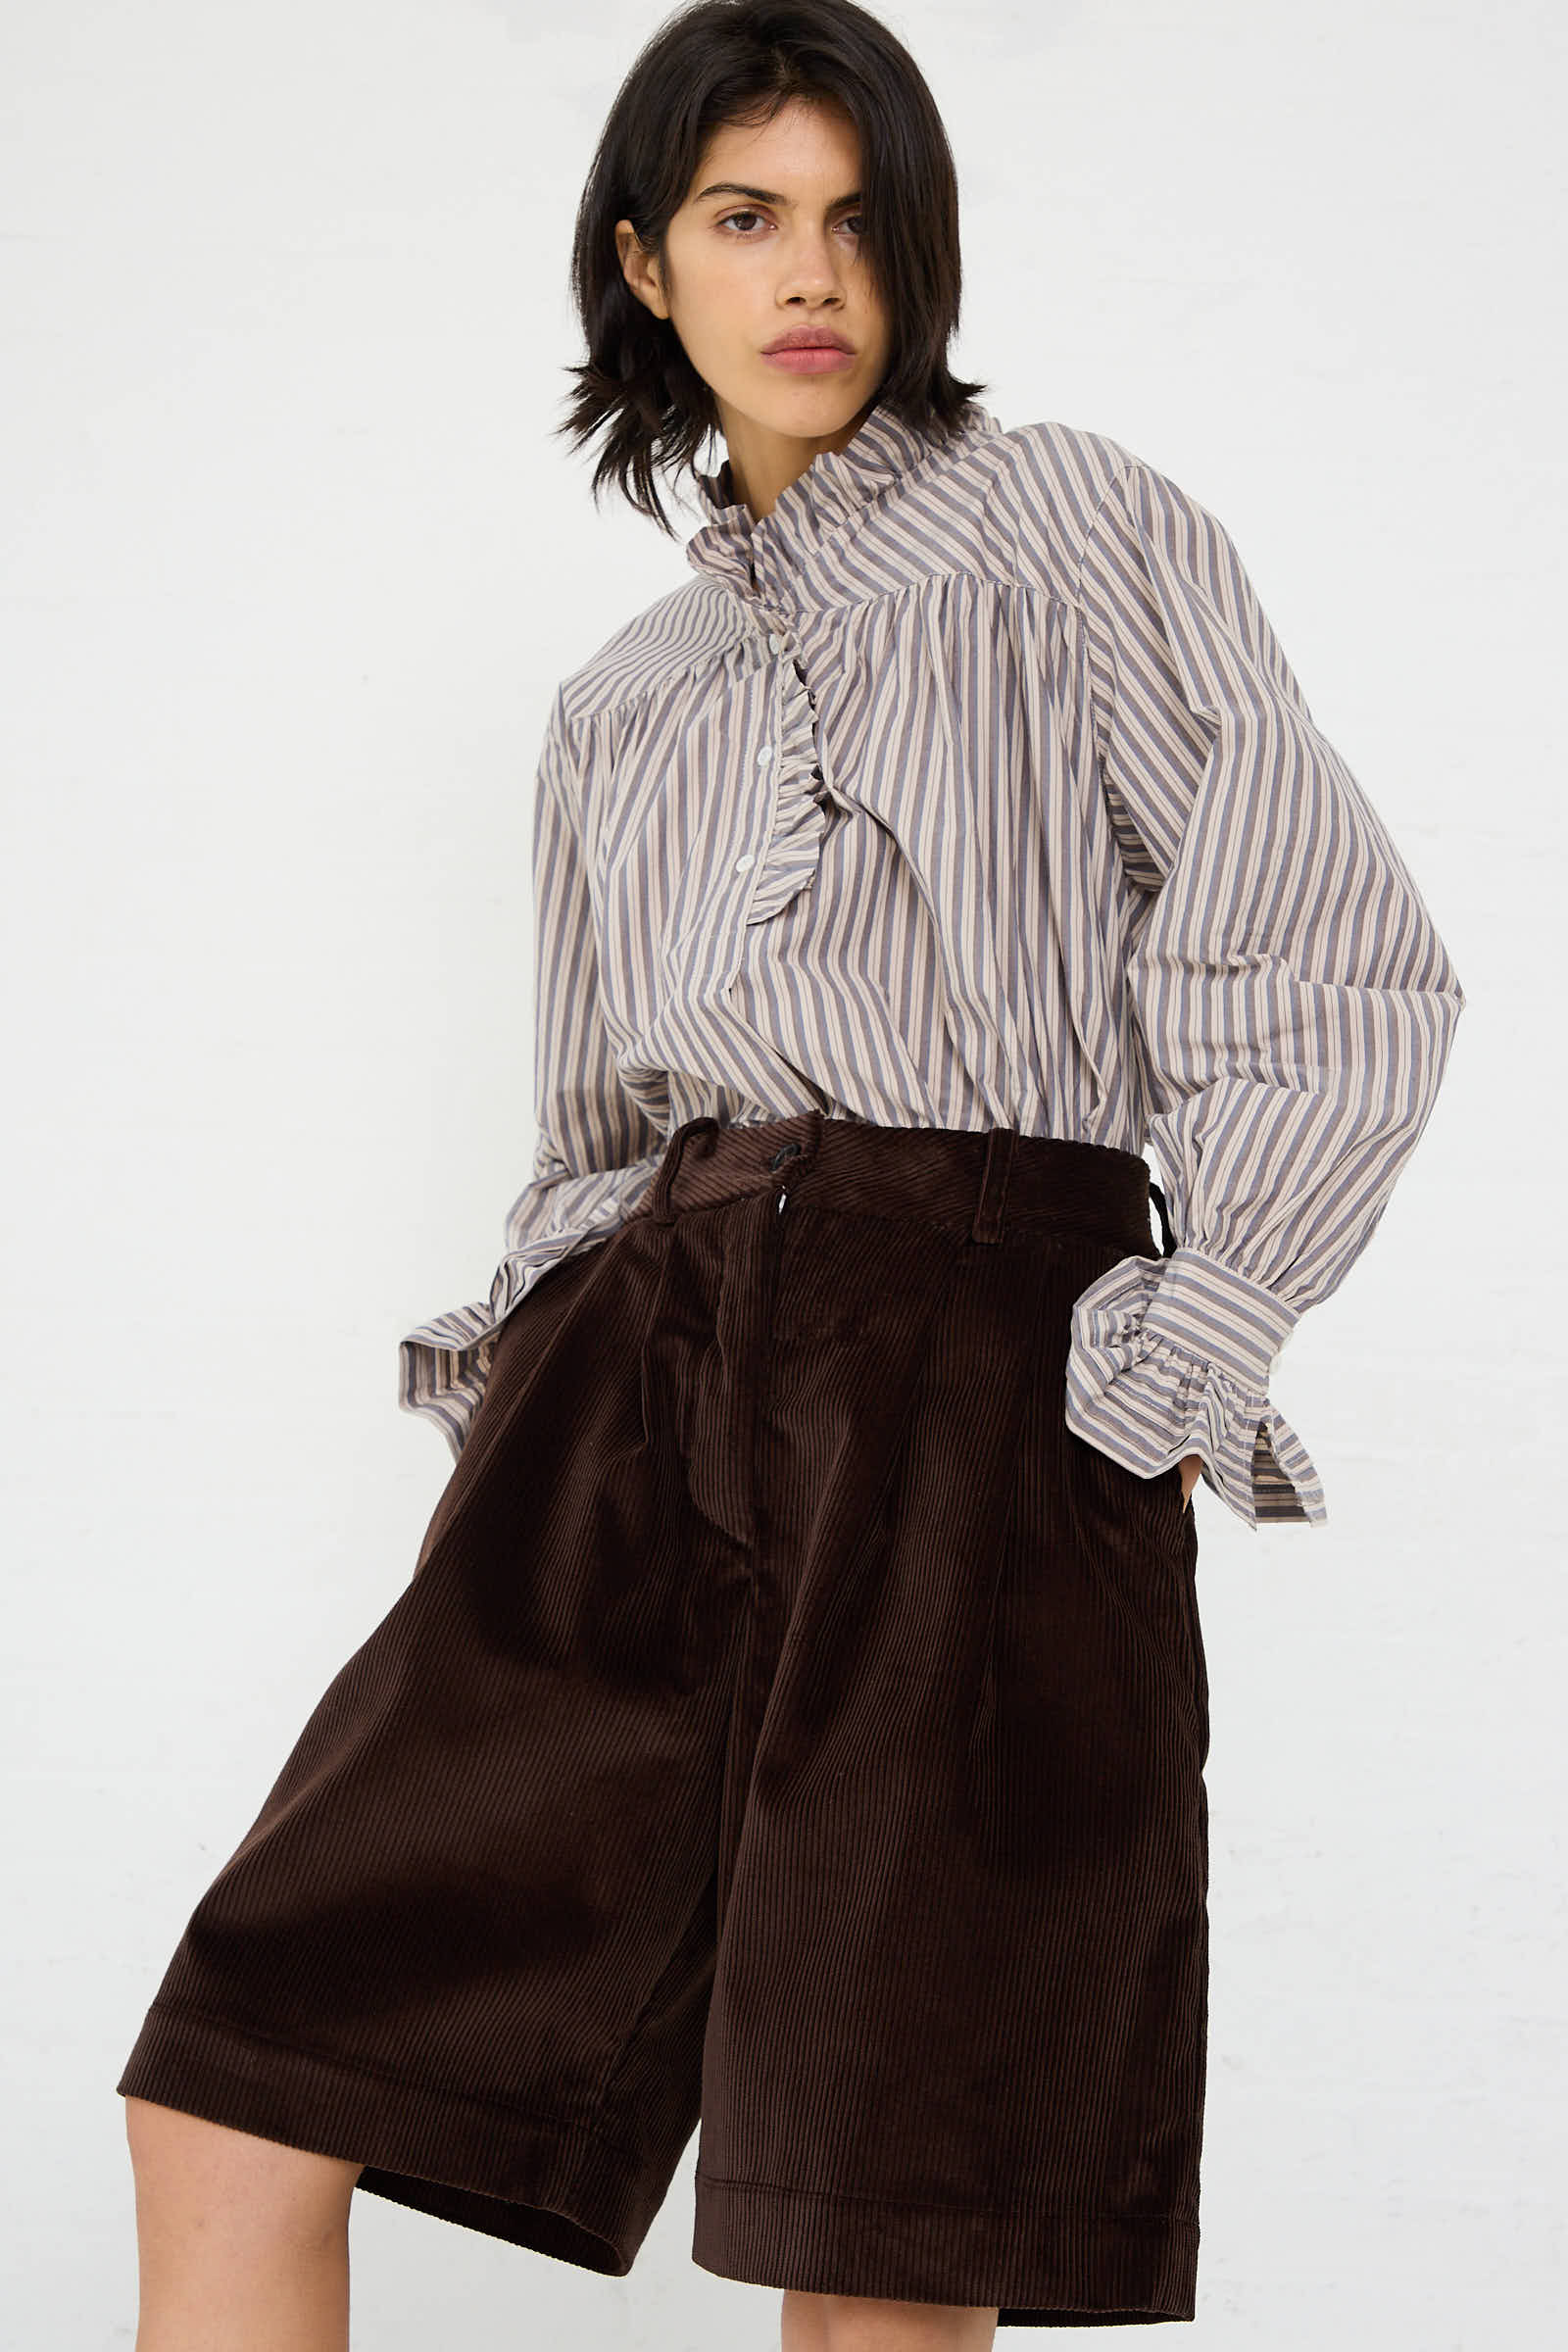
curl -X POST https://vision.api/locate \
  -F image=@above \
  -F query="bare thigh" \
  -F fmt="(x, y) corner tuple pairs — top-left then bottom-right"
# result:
(124, 2097), (363, 2248)
(781, 2290), (1000, 2350)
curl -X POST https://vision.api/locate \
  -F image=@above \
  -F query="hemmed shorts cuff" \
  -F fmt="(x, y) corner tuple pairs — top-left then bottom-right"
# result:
(115, 1997), (662, 2275)
(691, 2168), (1199, 2327)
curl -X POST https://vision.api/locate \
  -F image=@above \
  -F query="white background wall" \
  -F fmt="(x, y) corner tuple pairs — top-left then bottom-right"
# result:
(2, 2), (1555, 2344)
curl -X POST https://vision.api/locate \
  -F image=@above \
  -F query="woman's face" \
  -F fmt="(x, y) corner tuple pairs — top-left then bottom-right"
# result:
(616, 96), (894, 514)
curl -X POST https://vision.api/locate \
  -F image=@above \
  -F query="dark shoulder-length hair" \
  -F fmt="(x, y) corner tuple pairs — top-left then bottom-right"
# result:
(557, 0), (990, 536)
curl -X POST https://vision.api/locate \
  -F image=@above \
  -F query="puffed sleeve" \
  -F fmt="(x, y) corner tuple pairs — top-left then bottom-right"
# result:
(501, 684), (667, 1257)
(1063, 454), (1467, 1528)
(398, 687), (670, 1460)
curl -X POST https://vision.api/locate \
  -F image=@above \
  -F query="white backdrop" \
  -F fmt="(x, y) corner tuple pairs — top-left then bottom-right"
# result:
(2, 2), (1555, 2345)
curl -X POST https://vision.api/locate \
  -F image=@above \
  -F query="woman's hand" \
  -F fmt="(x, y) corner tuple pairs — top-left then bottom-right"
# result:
(1178, 1452), (1203, 1509)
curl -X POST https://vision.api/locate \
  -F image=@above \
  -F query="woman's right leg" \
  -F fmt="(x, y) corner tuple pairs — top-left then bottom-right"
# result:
(124, 2096), (363, 2352)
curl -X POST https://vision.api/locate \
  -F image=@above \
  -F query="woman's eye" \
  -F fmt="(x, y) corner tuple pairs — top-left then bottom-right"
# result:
(717, 210), (863, 238)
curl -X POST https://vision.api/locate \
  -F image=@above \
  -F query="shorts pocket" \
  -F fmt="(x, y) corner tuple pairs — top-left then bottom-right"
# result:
(411, 1235), (624, 1577)
(1066, 1433), (1199, 1704)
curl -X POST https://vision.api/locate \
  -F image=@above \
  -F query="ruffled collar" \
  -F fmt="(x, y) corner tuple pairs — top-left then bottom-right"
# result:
(685, 396), (1003, 599)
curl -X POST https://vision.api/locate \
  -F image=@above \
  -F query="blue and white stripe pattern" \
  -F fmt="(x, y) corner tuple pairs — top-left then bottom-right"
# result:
(397, 399), (1466, 1529)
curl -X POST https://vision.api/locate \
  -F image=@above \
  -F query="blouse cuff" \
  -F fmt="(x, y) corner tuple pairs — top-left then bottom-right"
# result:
(1064, 1245), (1328, 1529)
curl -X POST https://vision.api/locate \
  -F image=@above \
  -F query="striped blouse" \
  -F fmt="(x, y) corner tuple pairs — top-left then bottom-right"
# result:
(397, 399), (1466, 1529)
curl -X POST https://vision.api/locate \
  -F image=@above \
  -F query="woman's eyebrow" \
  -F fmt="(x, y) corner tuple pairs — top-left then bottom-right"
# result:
(693, 181), (861, 208)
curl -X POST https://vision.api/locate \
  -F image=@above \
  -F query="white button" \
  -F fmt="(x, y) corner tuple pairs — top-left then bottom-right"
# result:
(756, 744), (774, 767)
(768, 632), (786, 654)
(734, 851), (756, 872)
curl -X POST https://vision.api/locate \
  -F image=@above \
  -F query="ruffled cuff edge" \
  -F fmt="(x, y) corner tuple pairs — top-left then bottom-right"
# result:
(1065, 1248), (1327, 1529)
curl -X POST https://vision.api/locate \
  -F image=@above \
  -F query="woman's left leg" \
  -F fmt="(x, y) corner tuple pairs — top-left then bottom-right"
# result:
(781, 2290), (998, 2349)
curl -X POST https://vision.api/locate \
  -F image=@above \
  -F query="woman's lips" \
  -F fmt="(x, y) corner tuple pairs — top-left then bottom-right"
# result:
(761, 345), (856, 373)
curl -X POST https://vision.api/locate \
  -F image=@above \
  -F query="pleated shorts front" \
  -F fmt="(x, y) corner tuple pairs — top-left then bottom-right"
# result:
(117, 1109), (1210, 2327)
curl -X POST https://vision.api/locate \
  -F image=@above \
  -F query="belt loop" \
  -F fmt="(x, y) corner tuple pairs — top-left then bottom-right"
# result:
(970, 1127), (1018, 1245)
(649, 1115), (719, 1224)
(1148, 1177), (1178, 1258)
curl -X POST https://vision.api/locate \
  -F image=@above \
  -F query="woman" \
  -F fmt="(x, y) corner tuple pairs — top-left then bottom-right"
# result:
(118, 3), (1466, 2345)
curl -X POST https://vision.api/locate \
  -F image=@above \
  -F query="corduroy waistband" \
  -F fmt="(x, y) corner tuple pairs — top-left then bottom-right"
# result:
(638, 1111), (1174, 1258)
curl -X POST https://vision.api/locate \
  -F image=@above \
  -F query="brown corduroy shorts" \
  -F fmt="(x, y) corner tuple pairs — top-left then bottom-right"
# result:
(117, 1110), (1209, 2327)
